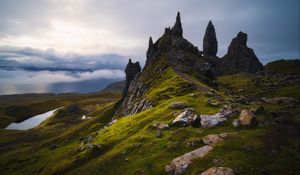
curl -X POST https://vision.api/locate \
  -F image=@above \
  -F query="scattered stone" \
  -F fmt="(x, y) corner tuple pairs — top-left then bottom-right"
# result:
(156, 130), (163, 138)
(202, 133), (227, 146)
(81, 115), (91, 120)
(153, 123), (169, 130)
(165, 145), (213, 174)
(170, 102), (190, 109)
(199, 167), (234, 175)
(207, 99), (220, 107)
(190, 93), (196, 97)
(108, 119), (118, 126)
(232, 119), (240, 127)
(239, 109), (258, 126)
(172, 109), (198, 127)
(205, 91), (215, 97)
(200, 107), (235, 128)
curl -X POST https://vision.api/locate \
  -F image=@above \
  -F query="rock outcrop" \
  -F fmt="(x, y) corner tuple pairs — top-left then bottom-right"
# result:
(122, 59), (141, 98)
(215, 31), (264, 76)
(203, 21), (218, 57)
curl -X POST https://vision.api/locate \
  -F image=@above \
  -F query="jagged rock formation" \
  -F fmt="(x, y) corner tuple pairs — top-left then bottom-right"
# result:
(203, 21), (218, 57)
(115, 12), (214, 117)
(171, 12), (183, 37)
(215, 32), (264, 76)
(122, 59), (141, 98)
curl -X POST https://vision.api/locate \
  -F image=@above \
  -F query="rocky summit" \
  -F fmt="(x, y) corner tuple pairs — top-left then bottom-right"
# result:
(214, 31), (264, 76)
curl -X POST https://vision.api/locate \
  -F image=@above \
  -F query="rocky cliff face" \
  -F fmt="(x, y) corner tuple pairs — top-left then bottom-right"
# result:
(203, 21), (218, 57)
(214, 32), (264, 76)
(122, 59), (141, 98)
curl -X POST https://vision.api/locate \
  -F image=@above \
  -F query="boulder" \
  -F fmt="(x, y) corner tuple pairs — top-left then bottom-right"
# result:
(199, 167), (234, 175)
(169, 101), (190, 109)
(239, 109), (258, 126)
(165, 145), (213, 174)
(202, 133), (227, 146)
(172, 109), (198, 126)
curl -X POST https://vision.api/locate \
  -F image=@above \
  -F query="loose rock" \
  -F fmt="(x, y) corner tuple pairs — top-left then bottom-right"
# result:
(199, 167), (234, 175)
(239, 109), (258, 126)
(165, 145), (213, 174)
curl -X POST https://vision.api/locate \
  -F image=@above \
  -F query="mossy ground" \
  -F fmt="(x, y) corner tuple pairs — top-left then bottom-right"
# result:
(0, 69), (299, 175)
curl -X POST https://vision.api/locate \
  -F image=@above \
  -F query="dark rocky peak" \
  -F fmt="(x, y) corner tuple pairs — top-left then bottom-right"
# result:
(214, 31), (264, 76)
(171, 12), (183, 37)
(203, 20), (218, 57)
(122, 59), (141, 98)
(228, 31), (248, 54)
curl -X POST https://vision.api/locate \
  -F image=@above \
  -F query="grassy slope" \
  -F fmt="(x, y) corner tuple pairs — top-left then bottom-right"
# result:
(265, 59), (300, 74)
(0, 69), (299, 174)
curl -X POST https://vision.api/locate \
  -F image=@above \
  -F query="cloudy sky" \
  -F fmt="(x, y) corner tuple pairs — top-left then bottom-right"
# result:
(0, 0), (299, 94)
(0, 0), (299, 65)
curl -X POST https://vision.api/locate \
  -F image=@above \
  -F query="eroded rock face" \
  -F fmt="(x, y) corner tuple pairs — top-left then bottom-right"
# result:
(199, 167), (234, 175)
(165, 145), (213, 175)
(203, 21), (218, 57)
(215, 31), (264, 76)
(122, 59), (141, 98)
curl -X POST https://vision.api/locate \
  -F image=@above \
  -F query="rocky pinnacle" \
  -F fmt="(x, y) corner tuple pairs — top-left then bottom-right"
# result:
(171, 12), (183, 37)
(203, 20), (218, 57)
(122, 59), (141, 98)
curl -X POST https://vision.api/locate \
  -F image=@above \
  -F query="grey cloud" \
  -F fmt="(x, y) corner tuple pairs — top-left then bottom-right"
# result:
(0, 46), (135, 70)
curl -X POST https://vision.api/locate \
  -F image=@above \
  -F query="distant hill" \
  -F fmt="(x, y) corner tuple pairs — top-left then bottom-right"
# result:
(265, 59), (300, 74)
(100, 80), (125, 93)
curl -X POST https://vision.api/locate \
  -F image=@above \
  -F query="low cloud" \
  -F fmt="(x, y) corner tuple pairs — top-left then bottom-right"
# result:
(0, 46), (141, 70)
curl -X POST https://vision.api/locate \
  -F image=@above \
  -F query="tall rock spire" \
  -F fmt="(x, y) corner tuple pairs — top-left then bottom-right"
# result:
(203, 20), (218, 56)
(122, 59), (141, 98)
(171, 12), (183, 37)
(146, 36), (154, 66)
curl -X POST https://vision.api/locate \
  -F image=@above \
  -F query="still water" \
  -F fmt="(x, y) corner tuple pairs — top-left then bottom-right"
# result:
(5, 108), (62, 130)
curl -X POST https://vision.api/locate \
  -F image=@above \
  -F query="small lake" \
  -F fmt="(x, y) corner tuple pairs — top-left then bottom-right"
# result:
(5, 108), (61, 130)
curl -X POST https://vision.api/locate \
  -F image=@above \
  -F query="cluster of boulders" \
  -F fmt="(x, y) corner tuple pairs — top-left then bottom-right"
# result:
(171, 104), (238, 128)
(165, 132), (232, 174)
